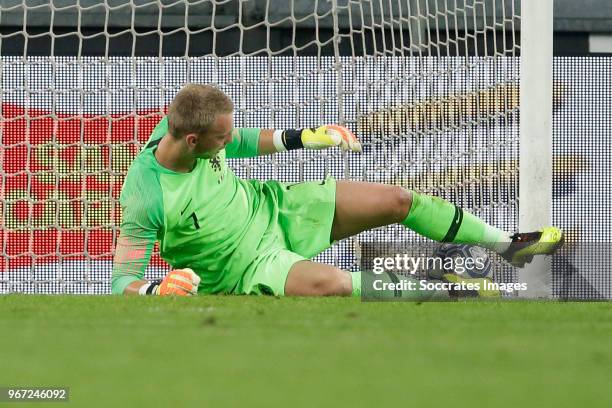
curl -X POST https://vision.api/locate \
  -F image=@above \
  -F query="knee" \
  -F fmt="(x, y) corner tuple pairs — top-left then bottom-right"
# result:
(285, 263), (353, 297)
(388, 186), (413, 222)
(311, 269), (352, 296)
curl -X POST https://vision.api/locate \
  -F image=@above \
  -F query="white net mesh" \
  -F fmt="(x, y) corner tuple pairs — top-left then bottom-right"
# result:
(0, 0), (521, 294)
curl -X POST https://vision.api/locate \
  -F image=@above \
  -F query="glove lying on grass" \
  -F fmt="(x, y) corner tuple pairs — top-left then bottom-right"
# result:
(139, 268), (201, 296)
(273, 125), (362, 153)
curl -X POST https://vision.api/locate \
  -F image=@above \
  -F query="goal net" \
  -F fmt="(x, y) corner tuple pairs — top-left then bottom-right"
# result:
(1, 0), (524, 294)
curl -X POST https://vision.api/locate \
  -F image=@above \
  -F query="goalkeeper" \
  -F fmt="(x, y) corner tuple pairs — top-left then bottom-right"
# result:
(112, 84), (563, 297)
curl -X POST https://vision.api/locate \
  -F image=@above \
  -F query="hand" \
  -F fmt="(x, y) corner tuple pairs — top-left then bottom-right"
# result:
(154, 268), (201, 296)
(301, 125), (362, 153)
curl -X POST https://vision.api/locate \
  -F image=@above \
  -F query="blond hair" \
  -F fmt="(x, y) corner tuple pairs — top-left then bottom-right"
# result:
(167, 84), (234, 138)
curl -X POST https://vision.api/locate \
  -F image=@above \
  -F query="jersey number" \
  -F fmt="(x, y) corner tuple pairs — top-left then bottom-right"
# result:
(189, 212), (201, 229)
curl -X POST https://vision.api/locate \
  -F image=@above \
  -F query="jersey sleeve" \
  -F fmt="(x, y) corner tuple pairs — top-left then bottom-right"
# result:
(225, 128), (261, 158)
(111, 166), (165, 294)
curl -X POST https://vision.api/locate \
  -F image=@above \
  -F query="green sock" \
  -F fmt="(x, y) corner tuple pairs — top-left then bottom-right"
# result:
(351, 271), (361, 297)
(351, 271), (449, 300)
(401, 190), (511, 253)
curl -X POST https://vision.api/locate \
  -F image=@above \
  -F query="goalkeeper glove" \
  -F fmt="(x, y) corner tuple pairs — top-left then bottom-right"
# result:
(138, 268), (201, 296)
(273, 125), (362, 153)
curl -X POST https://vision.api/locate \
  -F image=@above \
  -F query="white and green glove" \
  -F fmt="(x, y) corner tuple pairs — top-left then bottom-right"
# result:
(273, 125), (362, 153)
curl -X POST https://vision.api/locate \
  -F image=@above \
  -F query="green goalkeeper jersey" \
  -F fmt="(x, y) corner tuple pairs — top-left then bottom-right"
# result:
(111, 117), (267, 294)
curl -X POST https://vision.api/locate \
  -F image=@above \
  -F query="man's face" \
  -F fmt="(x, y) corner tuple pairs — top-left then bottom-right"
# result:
(189, 113), (233, 159)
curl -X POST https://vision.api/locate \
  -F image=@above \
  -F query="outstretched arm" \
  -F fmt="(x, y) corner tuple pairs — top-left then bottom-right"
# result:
(226, 126), (361, 158)
(261, 126), (362, 155)
(257, 129), (278, 155)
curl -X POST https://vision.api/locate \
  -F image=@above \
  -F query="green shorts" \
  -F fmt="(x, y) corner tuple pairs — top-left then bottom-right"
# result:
(236, 175), (337, 296)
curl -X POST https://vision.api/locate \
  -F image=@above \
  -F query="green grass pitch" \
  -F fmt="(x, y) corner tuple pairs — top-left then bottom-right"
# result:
(1, 296), (611, 408)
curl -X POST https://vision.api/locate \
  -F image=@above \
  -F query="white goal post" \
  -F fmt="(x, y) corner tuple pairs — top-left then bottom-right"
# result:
(0, 0), (553, 296)
(518, 0), (554, 298)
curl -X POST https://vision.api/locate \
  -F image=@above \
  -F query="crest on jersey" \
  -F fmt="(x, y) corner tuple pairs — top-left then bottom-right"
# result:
(210, 153), (224, 183)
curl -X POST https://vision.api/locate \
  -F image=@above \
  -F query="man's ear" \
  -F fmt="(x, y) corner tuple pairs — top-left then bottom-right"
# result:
(185, 133), (198, 148)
